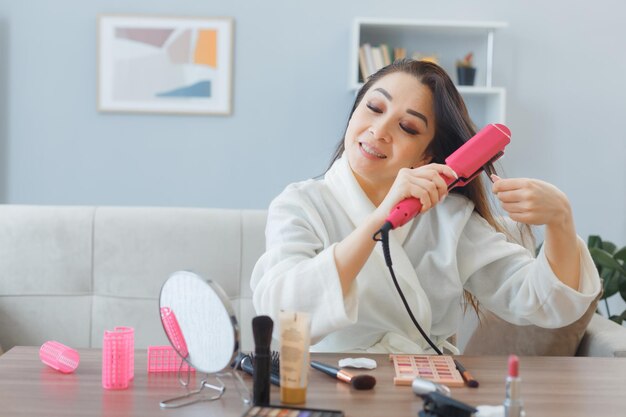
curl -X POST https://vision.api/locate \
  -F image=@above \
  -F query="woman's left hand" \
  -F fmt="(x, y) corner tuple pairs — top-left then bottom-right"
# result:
(492, 175), (582, 290)
(491, 175), (573, 227)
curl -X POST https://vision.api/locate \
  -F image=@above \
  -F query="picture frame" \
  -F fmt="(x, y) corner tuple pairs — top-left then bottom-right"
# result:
(98, 14), (234, 115)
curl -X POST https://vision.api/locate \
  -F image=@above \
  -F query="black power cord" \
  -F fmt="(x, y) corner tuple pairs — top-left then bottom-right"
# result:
(373, 221), (444, 355)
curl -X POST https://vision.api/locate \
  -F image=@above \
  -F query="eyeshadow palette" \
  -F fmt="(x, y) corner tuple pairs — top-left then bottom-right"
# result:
(389, 354), (464, 387)
(241, 405), (344, 417)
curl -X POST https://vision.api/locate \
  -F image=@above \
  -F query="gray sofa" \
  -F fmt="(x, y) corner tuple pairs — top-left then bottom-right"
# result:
(1, 205), (625, 356)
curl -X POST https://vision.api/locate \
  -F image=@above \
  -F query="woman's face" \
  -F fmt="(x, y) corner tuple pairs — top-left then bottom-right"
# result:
(344, 71), (436, 193)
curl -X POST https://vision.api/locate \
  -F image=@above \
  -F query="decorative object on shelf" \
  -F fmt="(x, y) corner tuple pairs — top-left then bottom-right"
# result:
(456, 52), (476, 86)
(98, 15), (234, 115)
(587, 235), (626, 324)
(411, 53), (439, 64)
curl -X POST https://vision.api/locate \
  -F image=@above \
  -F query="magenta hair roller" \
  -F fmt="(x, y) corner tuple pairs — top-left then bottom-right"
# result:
(160, 306), (189, 358)
(102, 328), (133, 390)
(114, 326), (135, 381)
(147, 345), (196, 373)
(39, 341), (80, 374)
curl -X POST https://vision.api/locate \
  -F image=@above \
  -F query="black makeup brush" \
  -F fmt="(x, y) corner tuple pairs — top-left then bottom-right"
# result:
(231, 351), (281, 386)
(252, 315), (274, 405)
(311, 360), (376, 390)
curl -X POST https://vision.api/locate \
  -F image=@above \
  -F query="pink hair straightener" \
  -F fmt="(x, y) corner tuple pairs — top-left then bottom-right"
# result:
(373, 123), (511, 356)
(382, 123), (511, 231)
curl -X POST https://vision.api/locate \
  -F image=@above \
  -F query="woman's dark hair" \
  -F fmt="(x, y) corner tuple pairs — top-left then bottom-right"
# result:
(330, 59), (515, 315)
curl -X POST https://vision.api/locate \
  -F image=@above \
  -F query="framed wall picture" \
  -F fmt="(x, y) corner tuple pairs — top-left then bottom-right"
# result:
(98, 15), (234, 115)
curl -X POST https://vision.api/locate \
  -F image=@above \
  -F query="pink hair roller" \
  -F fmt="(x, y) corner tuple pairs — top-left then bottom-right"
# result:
(114, 326), (134, 380)
(147, 345), (196, 373)
(102, 328), (133, 390)
(39, 341), (80, 374)
(160, 307), (189, 358)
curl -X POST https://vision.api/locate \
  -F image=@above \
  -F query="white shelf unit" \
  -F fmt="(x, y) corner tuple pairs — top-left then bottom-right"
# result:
(350, 18), (508, 127)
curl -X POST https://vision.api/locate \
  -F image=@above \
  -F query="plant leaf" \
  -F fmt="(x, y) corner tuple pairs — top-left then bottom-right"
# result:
(614, 247), (626, 264)
(588, 235), (602, 249)
(603, 271), (620, 298)
(619, 276), (626, 302)
(601, 241), (617, 254)
(590, 247), (624, 271)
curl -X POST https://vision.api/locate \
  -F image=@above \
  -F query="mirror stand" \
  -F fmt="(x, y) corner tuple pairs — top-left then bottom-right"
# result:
(159, 370), (251, 409)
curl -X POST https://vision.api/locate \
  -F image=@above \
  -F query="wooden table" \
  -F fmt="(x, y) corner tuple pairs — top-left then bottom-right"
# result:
(1, 346), (625, 416)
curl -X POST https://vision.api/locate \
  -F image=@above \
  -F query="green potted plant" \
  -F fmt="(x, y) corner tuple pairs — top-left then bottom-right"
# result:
(456, 52), (476, 86)
(588, 235), (626, 324)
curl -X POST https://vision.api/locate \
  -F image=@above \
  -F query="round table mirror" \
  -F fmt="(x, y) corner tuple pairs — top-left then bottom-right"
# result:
(159, 270), (247, 407)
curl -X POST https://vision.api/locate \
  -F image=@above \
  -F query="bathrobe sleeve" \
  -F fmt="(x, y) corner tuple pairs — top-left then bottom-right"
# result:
(459, 210), (601, 327)
(250, 184), (359, 343)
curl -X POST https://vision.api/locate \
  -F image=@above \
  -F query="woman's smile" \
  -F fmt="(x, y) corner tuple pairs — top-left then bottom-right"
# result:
(359, 142), (387, 159)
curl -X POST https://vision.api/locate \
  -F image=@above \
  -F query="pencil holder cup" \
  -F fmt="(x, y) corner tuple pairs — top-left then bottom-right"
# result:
(39, 341), (80, 374)
(102, 327), (134, 390)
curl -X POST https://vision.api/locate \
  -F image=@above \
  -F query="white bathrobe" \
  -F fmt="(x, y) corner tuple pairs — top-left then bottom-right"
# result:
(250, 155), (601, 353)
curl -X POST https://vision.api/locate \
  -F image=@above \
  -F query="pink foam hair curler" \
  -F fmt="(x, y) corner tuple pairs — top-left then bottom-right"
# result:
(160, 306), (189, 358)
(114, 326), (134, 380)
(102, 328), (133, 390)
(147, 345), (196, 373)
(39, 341), (80, 374)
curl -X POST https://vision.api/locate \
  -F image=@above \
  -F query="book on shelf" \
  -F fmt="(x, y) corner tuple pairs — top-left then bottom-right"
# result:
(371, 47), (384, 73)
(360, 43), (423, 80)
(360, 43), (375, 80)
(359, 43), (395, 81)
(380, 44), (391, 66)
(358, 45), (369, 82)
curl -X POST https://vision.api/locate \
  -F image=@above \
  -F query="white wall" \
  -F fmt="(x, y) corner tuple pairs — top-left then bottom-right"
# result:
(1, 0), (625, 247)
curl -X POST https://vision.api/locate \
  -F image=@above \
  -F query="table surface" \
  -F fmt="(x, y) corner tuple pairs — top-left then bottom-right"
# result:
(1, 346), (626, 417)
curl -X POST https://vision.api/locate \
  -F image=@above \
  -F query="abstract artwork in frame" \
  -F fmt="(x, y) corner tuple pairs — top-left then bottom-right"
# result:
(98, 15), (234, 115)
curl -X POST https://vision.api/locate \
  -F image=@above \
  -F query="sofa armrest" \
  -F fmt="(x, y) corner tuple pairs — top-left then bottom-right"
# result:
(576, 313), (626, 357)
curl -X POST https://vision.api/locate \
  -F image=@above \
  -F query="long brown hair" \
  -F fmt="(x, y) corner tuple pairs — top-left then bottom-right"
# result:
(329, 59), (512, 315)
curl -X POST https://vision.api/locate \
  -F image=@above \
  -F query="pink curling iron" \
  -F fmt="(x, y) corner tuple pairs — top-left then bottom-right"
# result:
(382, 123), (511, 231)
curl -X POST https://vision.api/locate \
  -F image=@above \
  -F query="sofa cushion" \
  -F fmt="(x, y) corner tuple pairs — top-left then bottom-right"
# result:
(463, 294), (599, 356)
(0, 205), (94, 295)
(0, 296), (92, 349)
(576, 313), (626, 357)
(93, 207), (242, 299)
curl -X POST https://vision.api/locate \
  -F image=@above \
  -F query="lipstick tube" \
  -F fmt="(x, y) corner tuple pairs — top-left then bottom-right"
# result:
(504, 354), (524, 417)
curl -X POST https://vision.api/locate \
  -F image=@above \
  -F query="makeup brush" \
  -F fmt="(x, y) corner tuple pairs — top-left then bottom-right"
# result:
(252, 315), (274, 405)
(310, 360), (376, 390)
(231, 351), (281, 386)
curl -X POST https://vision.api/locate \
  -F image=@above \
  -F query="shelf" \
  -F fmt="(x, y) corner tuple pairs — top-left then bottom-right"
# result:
(349, 18), (508, 127)
(354, 18), (507, 32)
(456, 86), (505, 95)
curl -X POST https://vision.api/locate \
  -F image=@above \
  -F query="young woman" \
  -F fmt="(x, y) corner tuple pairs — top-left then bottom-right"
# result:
(251, 59), (600, 353)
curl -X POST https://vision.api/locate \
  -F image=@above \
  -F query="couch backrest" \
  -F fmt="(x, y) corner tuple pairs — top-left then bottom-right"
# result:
(0, 205), (266, 352)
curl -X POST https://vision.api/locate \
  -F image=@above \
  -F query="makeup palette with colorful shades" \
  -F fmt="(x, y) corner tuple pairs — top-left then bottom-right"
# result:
(389, 354), (464, 387)
(241, 405), (344, 417)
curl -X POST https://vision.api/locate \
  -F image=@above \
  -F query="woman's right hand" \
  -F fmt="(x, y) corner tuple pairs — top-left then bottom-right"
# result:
(336, 163), (456, 295)
(375, 163), (458, 220)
